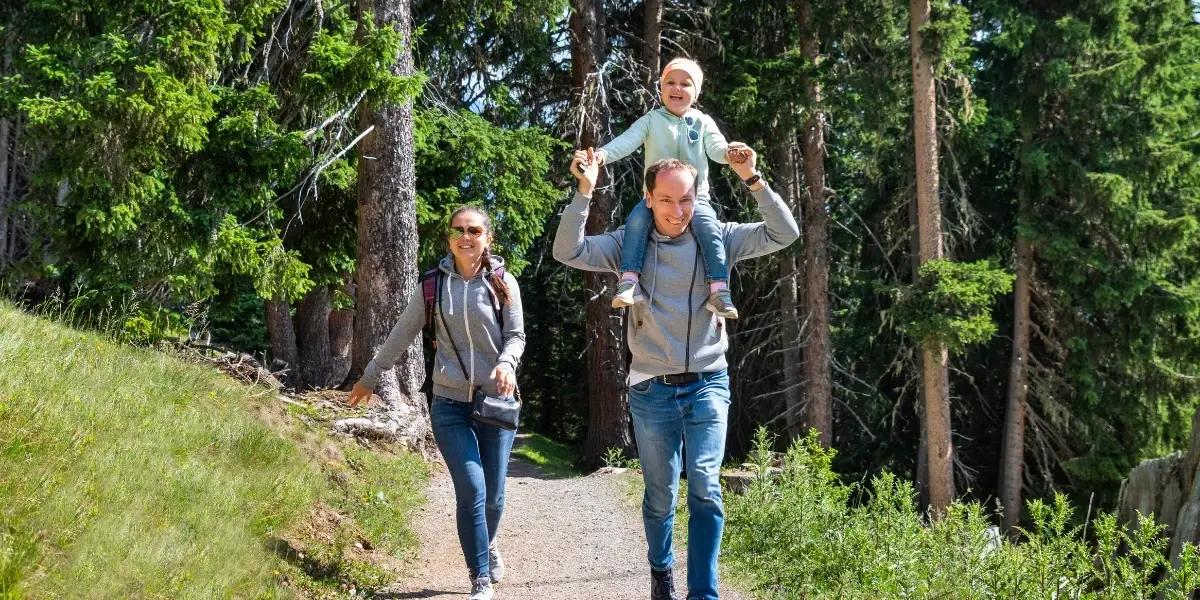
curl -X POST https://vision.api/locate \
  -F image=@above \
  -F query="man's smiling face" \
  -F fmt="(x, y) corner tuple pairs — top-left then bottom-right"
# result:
(646, 167), (697, 239)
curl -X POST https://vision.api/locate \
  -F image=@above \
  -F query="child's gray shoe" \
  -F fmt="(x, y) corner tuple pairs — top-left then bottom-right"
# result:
(705, 289), (739, 319)
(611, 280), (644, 308)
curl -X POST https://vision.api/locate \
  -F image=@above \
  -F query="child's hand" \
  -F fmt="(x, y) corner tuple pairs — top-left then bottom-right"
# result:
(726, 143), (749, 165)
(727, 143), (758, 180)
(571, 147), (601, 195)
(572, 149), (604, 166)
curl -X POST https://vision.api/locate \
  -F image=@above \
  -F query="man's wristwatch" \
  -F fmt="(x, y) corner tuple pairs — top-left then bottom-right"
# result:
(742, 171), (764, 187)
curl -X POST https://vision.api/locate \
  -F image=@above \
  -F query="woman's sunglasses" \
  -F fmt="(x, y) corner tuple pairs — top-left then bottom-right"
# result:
(449, 225), (487, 240)
(684, 115), (700, 144)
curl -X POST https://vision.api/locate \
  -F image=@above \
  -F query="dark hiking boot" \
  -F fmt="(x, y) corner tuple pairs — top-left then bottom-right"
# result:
(651, 567), (679, 600)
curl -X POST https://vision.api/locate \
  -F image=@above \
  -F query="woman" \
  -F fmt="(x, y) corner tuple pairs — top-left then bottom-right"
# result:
(349, 206), (524, 600)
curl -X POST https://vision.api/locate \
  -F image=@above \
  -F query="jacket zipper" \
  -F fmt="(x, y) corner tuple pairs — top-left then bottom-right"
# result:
(684, 239), (699, 373)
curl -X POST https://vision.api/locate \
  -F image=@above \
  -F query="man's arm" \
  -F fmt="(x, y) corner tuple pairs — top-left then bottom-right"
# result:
(552, 190), (624, 273)
(724, 184), (801, 262)
(722, 144), (800, 262)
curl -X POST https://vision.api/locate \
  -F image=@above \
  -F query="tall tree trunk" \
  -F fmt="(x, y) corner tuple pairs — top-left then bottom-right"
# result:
(265, 297), (299, 387)
(910, 0), (953, 516)
(329, 281), (355, 389)
(4, 117), (19, 265)
(574, 0), (633, 468)
(796, 0), (833, 448)
(296, 285), (333, 389)
(350, 0), (430, 449)
(910, 195), (931, 509)
(1001, 188), (1033, 534)
(0, 117), (10, 268)
(776, 139), (805, 440)
(642, 0), (663, 85)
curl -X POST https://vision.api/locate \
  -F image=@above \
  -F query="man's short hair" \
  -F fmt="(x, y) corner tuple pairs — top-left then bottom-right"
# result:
(645, 158), (698, 195)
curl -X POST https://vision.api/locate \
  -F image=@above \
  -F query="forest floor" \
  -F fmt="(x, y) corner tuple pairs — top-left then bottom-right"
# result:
(379, 435), (748, 599)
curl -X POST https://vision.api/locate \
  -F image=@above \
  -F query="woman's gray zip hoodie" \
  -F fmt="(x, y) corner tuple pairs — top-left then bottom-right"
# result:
(358, 255), (525, 402)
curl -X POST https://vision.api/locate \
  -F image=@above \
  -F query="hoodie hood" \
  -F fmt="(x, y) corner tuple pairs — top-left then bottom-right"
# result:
(437, 253), (506, 279)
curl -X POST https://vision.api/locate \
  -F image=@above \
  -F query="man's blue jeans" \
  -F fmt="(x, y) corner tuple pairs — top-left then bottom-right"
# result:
(430, 396), (516, 579)
(629, 370), (730, 600)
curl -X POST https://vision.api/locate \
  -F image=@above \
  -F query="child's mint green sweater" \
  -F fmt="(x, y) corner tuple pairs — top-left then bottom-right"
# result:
(598, 107), (729, 200)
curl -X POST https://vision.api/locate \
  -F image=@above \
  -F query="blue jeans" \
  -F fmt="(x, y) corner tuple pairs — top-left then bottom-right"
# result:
(622, 198), (728, 283)
(430, 396), (517, 579)
(628, 370), (731, 600)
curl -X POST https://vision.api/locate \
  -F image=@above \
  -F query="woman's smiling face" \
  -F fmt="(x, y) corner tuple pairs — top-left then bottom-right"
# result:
(661, 70), (697, 116)
(448, 209), (491, 265)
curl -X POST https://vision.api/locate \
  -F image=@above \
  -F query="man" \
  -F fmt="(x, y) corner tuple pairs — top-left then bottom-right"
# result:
(553, 146), (799, 600)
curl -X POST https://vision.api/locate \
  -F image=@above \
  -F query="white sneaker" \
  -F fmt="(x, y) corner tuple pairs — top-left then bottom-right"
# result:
(469, 575), (494, 600)
(489, 540), (505, 583)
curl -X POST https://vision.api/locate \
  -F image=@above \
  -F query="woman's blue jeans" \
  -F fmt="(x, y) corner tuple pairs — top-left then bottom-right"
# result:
(622, 197), (728, 282)
(430, 396), (516, 579)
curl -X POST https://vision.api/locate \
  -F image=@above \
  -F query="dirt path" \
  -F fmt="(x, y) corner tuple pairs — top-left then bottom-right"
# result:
(380, 439), (747, 599)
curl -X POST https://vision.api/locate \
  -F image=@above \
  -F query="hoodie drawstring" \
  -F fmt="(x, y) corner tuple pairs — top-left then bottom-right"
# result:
(647, 237), (659, 313)
(462, 275), (474, 391)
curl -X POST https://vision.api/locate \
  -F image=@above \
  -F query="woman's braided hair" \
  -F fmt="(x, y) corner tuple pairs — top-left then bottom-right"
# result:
(449, 205), (511, 306)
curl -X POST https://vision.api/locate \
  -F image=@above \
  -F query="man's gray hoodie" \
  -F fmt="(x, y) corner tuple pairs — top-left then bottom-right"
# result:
(552, 185), (798, 381)
(358, 255), (525, 402)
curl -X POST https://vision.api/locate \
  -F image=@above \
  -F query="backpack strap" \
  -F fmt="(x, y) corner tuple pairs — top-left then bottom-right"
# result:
(419, 268), (441, 341)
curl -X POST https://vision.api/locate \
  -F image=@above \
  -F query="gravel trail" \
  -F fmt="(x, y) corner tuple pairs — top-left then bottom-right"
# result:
(380, 437), (747, 599)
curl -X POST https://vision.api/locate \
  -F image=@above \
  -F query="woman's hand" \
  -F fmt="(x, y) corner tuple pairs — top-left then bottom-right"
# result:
(347, 383), (373, 408)
(490, 364), (517, 398)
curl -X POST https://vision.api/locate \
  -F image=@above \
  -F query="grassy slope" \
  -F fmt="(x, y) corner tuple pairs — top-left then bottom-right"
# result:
(0, 304), (426, 599)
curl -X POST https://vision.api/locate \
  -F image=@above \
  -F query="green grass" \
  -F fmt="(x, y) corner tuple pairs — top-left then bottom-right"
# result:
(0, 303), (428, 598)
(510, 433), (579, 477)
(723, 429), (1200, 599)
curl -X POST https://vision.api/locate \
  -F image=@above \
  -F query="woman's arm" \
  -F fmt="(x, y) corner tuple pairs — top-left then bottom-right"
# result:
(357, 283), (426, 392)
(496, 272), (526, 371)
(490, 272), (526, 397)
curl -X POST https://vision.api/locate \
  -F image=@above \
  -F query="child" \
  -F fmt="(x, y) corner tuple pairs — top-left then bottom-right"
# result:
(581, 57), (744, 319)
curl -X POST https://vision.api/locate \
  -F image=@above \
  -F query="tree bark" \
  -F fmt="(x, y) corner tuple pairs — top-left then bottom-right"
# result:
(642, 0), (663, 84)
(910, 194), (931, 509)
(1001, 189), (1033, 535)
(350, 0), (430, 449)
(265, 297), (299, 387)
(574, 0), (633, 468)
(329, 283), (355, 389)
(0, 117), (10, 268)
(776, 139), (805, 440)
(796, 0), (833, 448)
(910, 0), (953, 517)
(296, 285), (333, 389)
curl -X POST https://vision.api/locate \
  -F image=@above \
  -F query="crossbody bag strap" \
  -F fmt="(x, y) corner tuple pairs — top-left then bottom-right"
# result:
(436, 279), (476, 391)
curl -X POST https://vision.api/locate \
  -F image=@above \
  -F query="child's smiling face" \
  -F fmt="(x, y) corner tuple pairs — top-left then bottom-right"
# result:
(661, 70), (697, 116)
